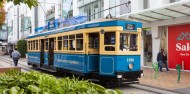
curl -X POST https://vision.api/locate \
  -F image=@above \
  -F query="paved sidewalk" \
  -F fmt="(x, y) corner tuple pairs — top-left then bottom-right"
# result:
(139, 67), (190, 93)
(1, 55), (190, 93)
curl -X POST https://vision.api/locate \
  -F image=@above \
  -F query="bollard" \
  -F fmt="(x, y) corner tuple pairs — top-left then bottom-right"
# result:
(152, 62), (159, 79)
(176, 64), (181, 83)
(182, 61), (184, 71)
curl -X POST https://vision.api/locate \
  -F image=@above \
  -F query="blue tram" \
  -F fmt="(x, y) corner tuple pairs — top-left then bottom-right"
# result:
(26, 18), (143, 83)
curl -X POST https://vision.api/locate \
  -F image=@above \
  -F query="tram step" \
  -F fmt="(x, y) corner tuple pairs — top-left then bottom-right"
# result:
(40, 67), (57, 73)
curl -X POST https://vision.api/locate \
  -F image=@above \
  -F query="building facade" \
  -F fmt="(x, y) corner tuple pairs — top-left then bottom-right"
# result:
(5, 0), (190, 70)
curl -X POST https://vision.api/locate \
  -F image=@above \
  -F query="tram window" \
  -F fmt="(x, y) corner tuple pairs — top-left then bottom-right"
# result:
(89, 33), (99, 49)
(63, 36), (68, 50)
(76, 34), (83, 38)
(58, 36), (63, 50)
(36, 40), (38, 50)
(33, 40), (36, 50)
(76, 34), (83, 50)
(28, 41), (30, 50)
(45, 39), (48, 50)
(120, 33), (138, 51)
(69, 35), (75, 50)
(54, 38), (56, 50)
(104, 32), (115, 51)
(29, 41), (31, 50)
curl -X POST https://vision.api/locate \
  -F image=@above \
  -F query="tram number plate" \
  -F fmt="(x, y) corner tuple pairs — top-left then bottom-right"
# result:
(126, 58), (134, 62)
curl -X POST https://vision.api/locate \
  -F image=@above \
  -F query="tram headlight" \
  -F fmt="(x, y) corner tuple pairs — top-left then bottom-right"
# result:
(128, 63), (134, 70)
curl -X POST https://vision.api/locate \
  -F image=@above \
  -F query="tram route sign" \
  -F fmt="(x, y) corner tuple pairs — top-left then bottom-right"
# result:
(126, 24), (135, 30)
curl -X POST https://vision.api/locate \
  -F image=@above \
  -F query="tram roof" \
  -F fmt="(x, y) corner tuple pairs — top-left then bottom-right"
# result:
(27, 18), (142, 39)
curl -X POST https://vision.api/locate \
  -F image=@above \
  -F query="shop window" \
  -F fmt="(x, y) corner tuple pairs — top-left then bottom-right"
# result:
(58, 36), (63, 50)
(63, 36), (68, 50)
(143, 0), (150, 9)
(89, 33), (99, 49)
(104, 32), (115, 51)
(69, 35), (75, 50)
(120, 33), (138, 51)
(45, 39), (48, 50)
(120, 0), (131, 15)
(76, 34), (83, 50)
(170, 0), (180, 3)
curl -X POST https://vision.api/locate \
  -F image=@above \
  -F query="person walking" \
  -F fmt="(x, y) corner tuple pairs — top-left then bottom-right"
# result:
(11, 48), (21, 66)
(157, 49), (165, 72)
(9, 49), (13, 58)
(163, 50), (169, 71)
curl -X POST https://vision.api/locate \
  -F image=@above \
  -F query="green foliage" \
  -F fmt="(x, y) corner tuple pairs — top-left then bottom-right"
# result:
(17, 40), (27, 58)
(0, 71), (123, 94)
(0, 0), (38, 9)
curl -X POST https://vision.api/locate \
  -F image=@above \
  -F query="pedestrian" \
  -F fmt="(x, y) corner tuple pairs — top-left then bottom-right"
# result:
(9, 49), (13, 58)
(157, 49), (165, 72)
(163, 50), (169, 71)
(11, 48), (21, 66)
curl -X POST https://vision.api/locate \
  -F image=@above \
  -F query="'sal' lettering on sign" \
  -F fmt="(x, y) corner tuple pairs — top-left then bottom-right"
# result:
(168, 24), (190, 70)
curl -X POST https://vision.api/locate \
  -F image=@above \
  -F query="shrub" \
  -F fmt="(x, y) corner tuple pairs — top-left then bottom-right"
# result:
(17, 40), (27, 58)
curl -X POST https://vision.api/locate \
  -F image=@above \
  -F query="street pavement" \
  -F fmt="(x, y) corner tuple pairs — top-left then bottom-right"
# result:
(0, 55), (189, 94)
(139, 67), (190, 94)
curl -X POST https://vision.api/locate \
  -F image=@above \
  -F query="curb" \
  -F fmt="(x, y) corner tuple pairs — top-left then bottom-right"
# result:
(129, 83), (180, 94)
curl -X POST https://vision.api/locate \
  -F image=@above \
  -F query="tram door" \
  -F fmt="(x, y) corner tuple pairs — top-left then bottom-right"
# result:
(48, 38), (54, 66)
(87, 33), (99, 72)
(40, 39), (45, 67)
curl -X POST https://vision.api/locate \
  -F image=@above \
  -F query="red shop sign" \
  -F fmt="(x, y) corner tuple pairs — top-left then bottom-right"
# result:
(168, 24), (190, 70)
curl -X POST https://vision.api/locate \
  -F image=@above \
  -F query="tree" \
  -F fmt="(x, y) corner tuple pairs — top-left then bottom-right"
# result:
(0, 7), (5, 25)
(0, 0), (38, 9)
(17, 40), (27, 58)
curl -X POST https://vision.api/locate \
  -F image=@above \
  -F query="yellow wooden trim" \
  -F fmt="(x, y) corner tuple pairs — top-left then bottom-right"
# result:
(27, 26), (122, 40)
(54, 50), (85, 54)
(101, 51), (140, 55)
(137, 28), (142, 52)
(115, 31), (120, 51)
(99, 32), (104, 53)
(28, 50), (40, 52)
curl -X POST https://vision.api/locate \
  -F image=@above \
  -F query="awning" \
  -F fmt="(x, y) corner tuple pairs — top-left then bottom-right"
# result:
(119, 1), (190, 23)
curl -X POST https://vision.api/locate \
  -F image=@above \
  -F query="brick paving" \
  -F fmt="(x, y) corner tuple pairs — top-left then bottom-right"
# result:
(1, 54), (190, 93)
(139, 67), (190, 92)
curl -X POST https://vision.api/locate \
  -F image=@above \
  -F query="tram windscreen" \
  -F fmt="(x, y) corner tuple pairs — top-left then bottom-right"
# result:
(120, 33), (138, 51)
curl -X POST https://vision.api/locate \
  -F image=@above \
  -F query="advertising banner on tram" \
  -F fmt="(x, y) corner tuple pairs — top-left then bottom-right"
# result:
(168, 24), (190, 70)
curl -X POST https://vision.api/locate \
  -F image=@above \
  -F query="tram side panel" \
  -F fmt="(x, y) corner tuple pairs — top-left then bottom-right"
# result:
(54, 53), (87, 74)
(99, 55), (142, 79)
(42, 52), (48, 66)
(28, 52), (40, 65)
(86, 54), (99, 73)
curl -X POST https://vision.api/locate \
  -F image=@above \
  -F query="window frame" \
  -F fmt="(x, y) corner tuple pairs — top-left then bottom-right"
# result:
(103, 32), (116, 51)
(119, 32), (139, 52)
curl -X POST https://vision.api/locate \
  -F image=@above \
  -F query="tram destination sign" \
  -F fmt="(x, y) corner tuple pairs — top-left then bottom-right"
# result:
(126, 24), (135, 30)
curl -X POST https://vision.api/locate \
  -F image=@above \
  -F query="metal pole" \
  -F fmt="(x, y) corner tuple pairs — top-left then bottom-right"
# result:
(17, 6), (19, 40)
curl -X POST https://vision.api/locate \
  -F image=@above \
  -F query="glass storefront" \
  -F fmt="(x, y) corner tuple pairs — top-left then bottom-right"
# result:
(109, 0), (131, 17)
(143, 28), (152, 66)
(78, 0), (104, 21)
